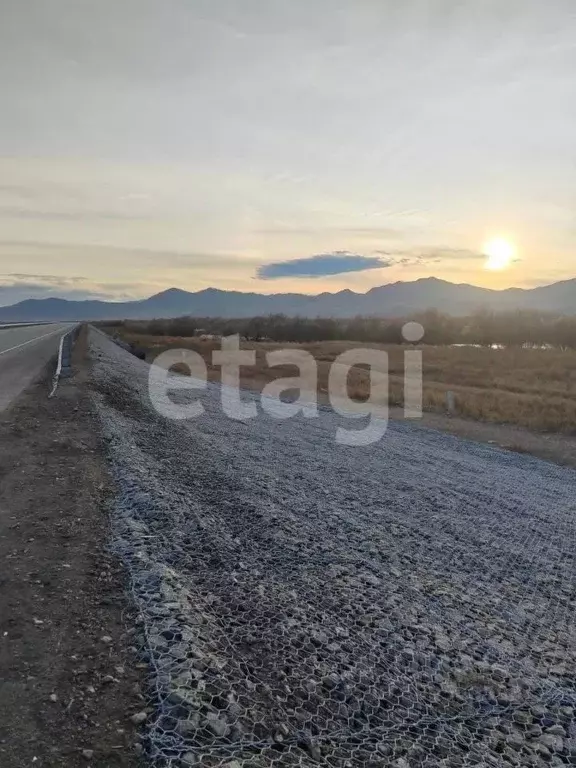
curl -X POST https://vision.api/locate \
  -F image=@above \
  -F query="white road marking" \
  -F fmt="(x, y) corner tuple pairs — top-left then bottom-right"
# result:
(49, 332), (70, 398)
(0, 327), (64, 357)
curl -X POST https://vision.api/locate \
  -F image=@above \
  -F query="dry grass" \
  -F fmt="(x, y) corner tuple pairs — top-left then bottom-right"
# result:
(108, 328), (576, 434)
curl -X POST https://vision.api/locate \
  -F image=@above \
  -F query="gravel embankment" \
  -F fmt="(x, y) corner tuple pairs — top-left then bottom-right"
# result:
(89, 329), (576, 768)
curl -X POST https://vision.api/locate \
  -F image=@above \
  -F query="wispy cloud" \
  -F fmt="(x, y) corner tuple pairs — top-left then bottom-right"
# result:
(258, 251), (391, 279)
(0, 272), (144, 306)
(0, 240), (244, 271)
(0, 205), (147, 221)
(256, 226), (407, 239)
(7, 272), (88, 284)
(374, 247), (486, 263)
(0, 179), (152, 221)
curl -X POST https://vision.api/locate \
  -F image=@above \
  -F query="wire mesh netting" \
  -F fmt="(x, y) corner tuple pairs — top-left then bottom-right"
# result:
(90, 330), (576, 767)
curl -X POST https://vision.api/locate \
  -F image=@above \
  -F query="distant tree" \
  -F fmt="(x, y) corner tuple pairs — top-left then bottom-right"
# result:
(116, 309), (576, 350)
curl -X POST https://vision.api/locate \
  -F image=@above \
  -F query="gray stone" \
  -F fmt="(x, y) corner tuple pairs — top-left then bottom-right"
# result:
(321, 673), (340, 689)
(204, 713), (230, 738)
(539, 733), (564, 752)
(167, 689), (202, 709)
(491, 665), (508, 681)
(311, 630), (329, 645)
(175, 716), (201, 737)
(435, 634), (451, 652)
(506, 730), (525, 750)
(531, 706), (547, 719)
(549, 665), (566, 677)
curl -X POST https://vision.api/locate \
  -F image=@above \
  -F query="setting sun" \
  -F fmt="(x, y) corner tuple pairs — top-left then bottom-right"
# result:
(483, 238), (516, 271)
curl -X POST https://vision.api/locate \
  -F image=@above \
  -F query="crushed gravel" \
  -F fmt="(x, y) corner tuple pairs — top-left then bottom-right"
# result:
(88, 328), (576, 768)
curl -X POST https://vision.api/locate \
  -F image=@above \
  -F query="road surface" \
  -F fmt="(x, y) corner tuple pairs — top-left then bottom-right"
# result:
(0, 323), (70, 412)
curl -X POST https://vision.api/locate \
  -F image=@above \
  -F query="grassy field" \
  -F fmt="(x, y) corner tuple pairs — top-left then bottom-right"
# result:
(106, 327), (576, 434)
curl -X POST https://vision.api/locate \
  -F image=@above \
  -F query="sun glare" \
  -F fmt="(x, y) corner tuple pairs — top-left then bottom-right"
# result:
(483, 238), (516, 271)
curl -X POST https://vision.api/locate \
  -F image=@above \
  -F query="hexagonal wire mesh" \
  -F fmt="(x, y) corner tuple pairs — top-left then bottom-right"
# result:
(90, 330), (576, 767)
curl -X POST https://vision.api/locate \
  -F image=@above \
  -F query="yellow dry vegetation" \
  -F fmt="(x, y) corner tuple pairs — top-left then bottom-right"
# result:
(109, 330), (576, 434)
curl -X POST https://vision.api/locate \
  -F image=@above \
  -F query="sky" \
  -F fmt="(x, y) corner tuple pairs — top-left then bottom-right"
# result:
(0, 0), (574, 305)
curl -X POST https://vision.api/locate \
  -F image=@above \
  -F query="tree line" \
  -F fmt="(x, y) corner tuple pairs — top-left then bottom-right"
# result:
(101, 309), (576, 349)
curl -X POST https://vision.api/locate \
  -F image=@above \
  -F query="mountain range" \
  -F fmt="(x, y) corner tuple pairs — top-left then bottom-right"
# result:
(1, 277), (575, 322)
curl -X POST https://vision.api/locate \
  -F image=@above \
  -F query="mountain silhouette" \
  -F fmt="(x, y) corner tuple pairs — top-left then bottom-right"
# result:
(1, 277), (575, 321)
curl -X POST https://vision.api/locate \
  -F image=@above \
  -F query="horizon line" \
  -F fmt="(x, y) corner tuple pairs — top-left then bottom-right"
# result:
(2, 274), (574, 307)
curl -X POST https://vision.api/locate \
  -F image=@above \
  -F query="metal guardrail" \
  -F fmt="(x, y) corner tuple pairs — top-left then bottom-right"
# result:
(0, 322), (51, 329)
(49, 324), (81, 397)
(59, 324), (81, 378)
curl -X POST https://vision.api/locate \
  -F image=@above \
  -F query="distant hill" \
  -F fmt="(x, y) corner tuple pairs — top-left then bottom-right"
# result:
(1, 277), (575, 321)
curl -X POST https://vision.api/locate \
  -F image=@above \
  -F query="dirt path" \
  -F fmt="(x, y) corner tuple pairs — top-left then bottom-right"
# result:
(0, 333), (145, 767)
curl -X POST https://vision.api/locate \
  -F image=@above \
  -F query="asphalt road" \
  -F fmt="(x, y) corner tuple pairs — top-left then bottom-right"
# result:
(0, 323), (70, 412)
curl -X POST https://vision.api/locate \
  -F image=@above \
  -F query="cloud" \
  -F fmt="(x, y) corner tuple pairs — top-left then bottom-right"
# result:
(0, 205), (147, 221)
(0, 273), (142, 306)
(258, 251), (391, 279)
(0, 180), (153, 221)
(6, 272), (87, 284)
(0, 283), (114, 305)
(256, 226), (407, 239)
(0, 240), (244, 271)
(374, 247), (485, 264)
(257, 247), (486, 280)
(421, 247), (485, 261)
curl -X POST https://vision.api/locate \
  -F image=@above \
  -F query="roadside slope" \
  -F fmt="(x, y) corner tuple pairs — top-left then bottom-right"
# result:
(89, 328), (576, 767)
